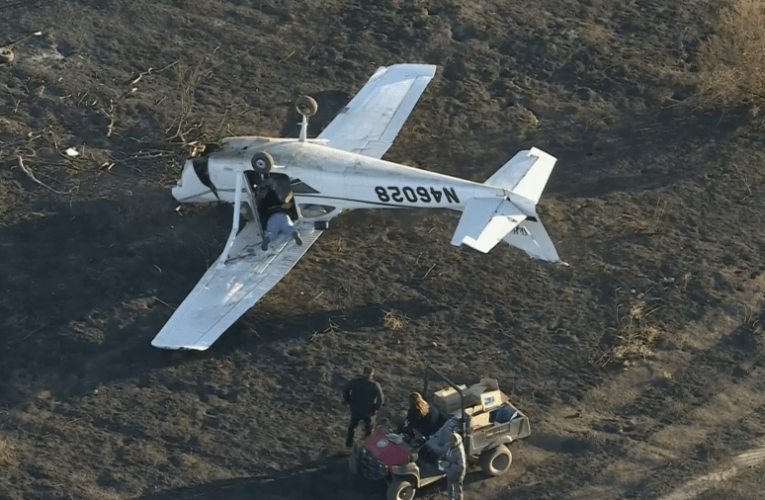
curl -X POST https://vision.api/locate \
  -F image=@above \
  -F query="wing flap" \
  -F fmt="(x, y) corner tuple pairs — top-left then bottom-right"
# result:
(317, 64), (437, 159)
(151, 221), (323, 350)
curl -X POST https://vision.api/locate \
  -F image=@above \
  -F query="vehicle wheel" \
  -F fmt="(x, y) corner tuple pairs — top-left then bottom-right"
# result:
(251, 151), (274, 174)
(386, 479), (416, 500)
(295, 95), (318, 117)
(480, 444), (512, 477)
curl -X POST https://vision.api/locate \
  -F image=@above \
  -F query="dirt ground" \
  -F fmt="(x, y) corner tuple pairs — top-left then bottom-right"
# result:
(1, 0), (764, 499)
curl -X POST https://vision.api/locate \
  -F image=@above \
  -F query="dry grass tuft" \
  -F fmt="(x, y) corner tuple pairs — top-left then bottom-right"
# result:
(694, 0), (765, 106)
(383, 309), (409, 332)
(611, 323), (663, 362)
(0, 437), (20, 468)
(598, 299), (665, 367)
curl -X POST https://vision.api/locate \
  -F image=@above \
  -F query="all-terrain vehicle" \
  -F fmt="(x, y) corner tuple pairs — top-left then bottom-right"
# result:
(349, 365), (531, 500)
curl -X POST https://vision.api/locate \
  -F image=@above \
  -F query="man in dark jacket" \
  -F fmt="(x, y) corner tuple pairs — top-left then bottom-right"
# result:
(343, 366), (385, 448)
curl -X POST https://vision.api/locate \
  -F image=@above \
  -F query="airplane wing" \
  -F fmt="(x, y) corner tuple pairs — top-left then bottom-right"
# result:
(151, 220), (323, 350)
(317, 63), (437, 159)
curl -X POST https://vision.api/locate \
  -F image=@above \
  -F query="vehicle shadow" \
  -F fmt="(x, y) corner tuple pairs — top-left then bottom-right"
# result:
(137, 454), (505, 500)
(138, 459), (383, 500)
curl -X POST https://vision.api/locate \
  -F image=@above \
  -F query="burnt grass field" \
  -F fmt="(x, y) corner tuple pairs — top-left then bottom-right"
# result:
(1, 1), (765, 499)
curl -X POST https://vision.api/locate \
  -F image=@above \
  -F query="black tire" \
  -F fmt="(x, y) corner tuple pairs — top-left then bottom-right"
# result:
(386, 479), (416, 500)
(349, 449), (358, 475)
(480, 444), (512, 476)
(251, 151), (274, 174)
(295, 95), (318, 117)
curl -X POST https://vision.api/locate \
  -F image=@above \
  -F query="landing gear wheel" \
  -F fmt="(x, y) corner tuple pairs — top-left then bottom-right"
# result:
(386, 479), (416, 500)
(295, 95), (318, 117)
(480, 444), (512, 477)
(251, 151), (274, 174)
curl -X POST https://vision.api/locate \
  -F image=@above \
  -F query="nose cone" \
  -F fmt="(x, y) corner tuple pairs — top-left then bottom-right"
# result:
(171, 160), (191, 197)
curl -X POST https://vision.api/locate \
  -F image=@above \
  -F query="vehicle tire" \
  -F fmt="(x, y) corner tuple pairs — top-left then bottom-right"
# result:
(295, 95), (318, 117)
(251, 151), (274, 174)
(386, 479), (416, 500)
(480, 445), (512, 477)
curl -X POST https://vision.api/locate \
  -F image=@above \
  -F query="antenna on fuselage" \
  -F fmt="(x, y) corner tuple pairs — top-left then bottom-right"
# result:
(295, 95), (318, 143)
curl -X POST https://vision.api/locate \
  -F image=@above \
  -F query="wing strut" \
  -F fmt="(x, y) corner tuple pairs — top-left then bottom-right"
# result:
(218, 173), (243, 266)
(219, 172), (265, 266)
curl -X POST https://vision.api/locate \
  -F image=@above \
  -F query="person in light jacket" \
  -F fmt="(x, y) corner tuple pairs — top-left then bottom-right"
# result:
(439, 432), (466, 500)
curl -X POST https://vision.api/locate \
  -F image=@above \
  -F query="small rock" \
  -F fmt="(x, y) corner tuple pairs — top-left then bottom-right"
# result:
(0, 47), (14, 64)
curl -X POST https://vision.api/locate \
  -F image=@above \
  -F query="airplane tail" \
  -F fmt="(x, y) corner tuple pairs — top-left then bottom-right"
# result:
(449, 147), (564, 263)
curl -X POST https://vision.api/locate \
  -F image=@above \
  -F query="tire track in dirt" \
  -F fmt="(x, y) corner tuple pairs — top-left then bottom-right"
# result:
(539, 272), (765, 499)
(656, 440), (765, 500)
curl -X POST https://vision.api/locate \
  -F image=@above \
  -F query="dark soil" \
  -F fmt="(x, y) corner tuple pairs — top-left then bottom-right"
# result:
(1, 1), (764, 499)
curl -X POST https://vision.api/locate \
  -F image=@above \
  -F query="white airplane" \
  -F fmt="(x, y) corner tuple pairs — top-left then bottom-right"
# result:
(152, 63), (565, 351)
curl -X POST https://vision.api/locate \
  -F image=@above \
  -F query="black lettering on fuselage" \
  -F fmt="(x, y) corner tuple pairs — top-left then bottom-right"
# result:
(443, 187), (459, 204)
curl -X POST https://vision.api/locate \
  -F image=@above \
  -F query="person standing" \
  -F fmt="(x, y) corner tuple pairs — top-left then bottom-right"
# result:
(342, 366), (384, 448)
(439, 432), (466, 500)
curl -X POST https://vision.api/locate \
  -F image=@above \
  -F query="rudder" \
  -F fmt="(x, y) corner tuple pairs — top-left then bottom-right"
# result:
(503, 218), (564, 264)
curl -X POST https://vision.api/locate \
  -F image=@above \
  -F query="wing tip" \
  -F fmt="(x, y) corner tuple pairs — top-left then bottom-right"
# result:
(151, 337), (210, 351)
(383, 63), (437, 78)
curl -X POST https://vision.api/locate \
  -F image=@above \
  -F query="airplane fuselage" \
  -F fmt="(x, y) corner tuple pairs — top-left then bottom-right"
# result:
(172, 136), (508, 222)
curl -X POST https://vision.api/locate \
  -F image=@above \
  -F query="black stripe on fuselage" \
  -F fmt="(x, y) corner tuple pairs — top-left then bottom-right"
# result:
(192, 156), (219, 200)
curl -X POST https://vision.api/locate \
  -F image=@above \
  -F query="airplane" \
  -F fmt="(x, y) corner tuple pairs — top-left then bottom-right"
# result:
(151, 63), (565, 351)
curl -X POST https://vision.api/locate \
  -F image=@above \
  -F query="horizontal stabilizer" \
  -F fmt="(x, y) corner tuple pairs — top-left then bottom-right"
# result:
(450, 198), (526, 253)
(484, 147), (557, 204)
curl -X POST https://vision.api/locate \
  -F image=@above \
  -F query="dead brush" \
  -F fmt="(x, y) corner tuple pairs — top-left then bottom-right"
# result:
(0, 437), (19, 468)
(165, 61), (214, 144)
(616, 214), (659, 236)
(332, 237), (347, 254)
(383, 309), (409, 332)
(597, 299), (665, 367)
(693, 0), (765, 107)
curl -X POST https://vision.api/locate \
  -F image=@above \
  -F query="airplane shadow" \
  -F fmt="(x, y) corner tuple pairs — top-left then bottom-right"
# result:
(0, 193), (226, 405)
(279, 90), (351, 139)
(0, 194), (443, 408)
